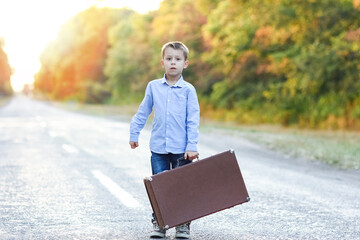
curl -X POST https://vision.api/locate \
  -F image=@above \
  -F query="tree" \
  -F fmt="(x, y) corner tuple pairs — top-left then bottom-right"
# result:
(202, 0), (360, 128)
(0, 38), (13, 95)
(34, 7), (124, 102)
(34, 0), (360, 129)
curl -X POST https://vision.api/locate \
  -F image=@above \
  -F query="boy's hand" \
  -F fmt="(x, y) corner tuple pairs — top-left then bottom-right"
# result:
(184, 151), (199, 161)
(129, 141), (139, 149)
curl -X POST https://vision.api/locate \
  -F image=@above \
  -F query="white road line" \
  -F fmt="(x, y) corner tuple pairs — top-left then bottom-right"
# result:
(62, 144), (78, 154)
(48, 130), (57, 138)
(39, 121), (47, 128)
(92, 170), (141, 208)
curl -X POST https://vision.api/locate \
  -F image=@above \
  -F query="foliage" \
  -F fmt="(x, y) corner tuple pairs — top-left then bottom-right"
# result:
(105, 11), (158, 103)
(0, 38), (13, 95)
(202, 0), (360, 129)
(34, 1), (360, 129)
(34, 7), (126, 102)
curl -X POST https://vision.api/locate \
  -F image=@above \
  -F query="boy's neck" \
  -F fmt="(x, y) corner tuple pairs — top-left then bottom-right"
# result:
(165, 74), (181, 86)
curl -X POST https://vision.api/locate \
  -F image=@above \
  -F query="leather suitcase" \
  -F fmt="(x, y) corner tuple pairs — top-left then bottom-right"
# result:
(143, 149), (250, 229)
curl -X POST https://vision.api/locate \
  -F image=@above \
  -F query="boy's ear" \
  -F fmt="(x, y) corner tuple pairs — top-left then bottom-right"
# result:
(184, 60), (189, 69)
(161, 59), (165, 68)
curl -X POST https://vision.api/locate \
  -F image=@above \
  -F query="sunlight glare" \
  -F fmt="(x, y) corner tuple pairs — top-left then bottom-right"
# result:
(0, 0), (162, 92)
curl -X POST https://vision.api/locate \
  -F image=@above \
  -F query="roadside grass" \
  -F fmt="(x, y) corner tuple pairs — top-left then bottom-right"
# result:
(51, 101), (360, 170)
(200, 120), (360, 170)
(50, 101), (139, 121)
(0, 96), (11, 107)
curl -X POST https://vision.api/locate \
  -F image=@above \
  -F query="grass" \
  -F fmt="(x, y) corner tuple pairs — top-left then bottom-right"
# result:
(0, 95), (11, 107)
(51, 101), (360, 170)
(200, 120), (360, 170)
(50, 101), (139, 121)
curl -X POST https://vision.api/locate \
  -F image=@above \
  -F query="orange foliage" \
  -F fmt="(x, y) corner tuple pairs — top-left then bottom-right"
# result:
(345, 28), (360, 41)
(253, 26), (273, 48)
(0, 39), (12, 94)
(35, 7), (122, 101)
(354, 0), (360, 10)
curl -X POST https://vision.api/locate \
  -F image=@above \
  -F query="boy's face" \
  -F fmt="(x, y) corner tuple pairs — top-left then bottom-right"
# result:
(161, 47), (189, 80)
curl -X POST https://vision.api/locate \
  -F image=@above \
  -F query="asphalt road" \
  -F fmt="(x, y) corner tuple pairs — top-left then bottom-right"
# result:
(0, 95), (359, 240)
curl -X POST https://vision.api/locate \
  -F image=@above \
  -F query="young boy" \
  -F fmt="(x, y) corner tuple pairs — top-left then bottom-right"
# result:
(129, 41), (200, 239)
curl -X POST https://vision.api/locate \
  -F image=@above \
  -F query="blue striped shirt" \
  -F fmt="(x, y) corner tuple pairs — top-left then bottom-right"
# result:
(130, 75), (200, 154)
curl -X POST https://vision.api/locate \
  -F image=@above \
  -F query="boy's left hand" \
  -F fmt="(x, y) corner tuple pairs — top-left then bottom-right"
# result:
(184, 151), (199, 161)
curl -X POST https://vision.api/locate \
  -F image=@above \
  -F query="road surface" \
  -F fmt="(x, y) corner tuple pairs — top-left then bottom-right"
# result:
(0, 95), (359, 239)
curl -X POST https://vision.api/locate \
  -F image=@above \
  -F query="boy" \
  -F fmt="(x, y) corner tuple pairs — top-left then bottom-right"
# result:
(129, 41), (200, 239)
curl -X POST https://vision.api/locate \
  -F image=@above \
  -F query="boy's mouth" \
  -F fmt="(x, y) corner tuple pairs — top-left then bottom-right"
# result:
(170, 67), (176, 70)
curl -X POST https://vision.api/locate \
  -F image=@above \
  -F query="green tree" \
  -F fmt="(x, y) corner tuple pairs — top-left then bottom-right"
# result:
(34, 0), (360, 129)
(104, 11), (157, 103)
(104, 0), (209, 103)
(202, 0), (360, 128)
(149, 0), (209, 90)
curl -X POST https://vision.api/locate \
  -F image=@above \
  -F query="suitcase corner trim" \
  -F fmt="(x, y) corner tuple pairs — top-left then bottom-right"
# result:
(144, 176), (166, 229)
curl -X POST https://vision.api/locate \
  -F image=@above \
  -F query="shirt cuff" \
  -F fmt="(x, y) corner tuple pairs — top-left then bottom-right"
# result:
(130, 134), (139, 142)
(185, 143), (197, 152)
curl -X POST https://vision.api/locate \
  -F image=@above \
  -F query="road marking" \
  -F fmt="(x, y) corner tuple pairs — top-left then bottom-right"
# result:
(39, 121), (47, 128)
(48, 131), (57, 138)
(92, 170), (141, 208)
(13, 138), (23, 143)
(62, 144), (78, 154)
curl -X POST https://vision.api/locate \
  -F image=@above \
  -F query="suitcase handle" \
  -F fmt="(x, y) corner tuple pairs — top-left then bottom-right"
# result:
(176, 149), (234, 167)
(176, 156), (199, 168)
(176, 157), (185, 168)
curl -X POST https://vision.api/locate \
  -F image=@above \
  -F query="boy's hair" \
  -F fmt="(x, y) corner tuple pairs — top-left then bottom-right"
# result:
(161, 41), (189, 60)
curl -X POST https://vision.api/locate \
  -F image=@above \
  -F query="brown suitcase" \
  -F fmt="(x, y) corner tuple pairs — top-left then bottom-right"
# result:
(143, 149), (250, 229)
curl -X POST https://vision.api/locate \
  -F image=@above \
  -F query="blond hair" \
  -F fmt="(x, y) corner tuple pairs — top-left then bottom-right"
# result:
(161, 41), (189, 60)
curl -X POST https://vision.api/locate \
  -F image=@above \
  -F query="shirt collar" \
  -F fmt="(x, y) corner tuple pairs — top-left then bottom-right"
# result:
(161, 74), (185, 88)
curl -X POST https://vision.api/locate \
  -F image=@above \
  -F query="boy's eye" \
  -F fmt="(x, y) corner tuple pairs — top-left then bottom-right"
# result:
(166, 58), (171, 60)
(176, 58), (181, 61)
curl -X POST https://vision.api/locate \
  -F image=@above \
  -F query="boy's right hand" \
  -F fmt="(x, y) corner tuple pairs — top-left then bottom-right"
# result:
(129, 141), (139, 149)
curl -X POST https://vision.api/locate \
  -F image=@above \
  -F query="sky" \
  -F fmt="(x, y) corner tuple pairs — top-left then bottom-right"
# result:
(0, 0), (163, 92)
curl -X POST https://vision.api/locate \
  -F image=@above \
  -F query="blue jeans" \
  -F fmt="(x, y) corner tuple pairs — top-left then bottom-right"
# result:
(151, 152), (192, 175)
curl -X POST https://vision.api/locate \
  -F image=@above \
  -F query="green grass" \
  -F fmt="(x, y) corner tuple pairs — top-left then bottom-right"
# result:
(51, 101), (360, 170)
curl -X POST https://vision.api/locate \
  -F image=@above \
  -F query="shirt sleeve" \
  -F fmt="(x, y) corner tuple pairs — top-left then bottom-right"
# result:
(185, 86), (200, 152)
(129, 83), (153, 142)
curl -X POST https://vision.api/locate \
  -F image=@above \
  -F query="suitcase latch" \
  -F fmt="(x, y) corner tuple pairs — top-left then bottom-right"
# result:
(145, 176), (153, 181)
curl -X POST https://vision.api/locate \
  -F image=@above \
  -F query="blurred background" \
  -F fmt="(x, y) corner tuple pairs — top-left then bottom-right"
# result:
(1, 0), (360, 130)
(1, 2), (359, 238)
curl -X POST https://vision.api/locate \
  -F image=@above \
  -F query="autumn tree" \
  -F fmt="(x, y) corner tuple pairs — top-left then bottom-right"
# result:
(104, 0), (208, 103)
(34, 7), (125, 102)
(0, 38), (13, 95)
(34, 0), (360, 129)
(104, 10), (157, 103)
(202, 0), (360, 128)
